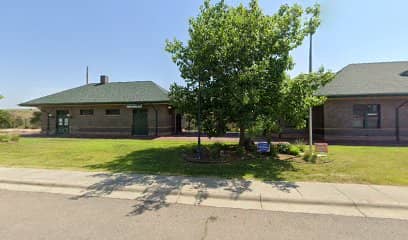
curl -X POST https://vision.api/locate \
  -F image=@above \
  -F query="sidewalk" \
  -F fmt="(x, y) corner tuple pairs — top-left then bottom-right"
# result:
(0, 167), (407, 220)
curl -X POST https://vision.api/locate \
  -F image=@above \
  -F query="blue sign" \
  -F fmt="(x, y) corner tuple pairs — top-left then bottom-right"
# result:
(257, 142), (270, 153)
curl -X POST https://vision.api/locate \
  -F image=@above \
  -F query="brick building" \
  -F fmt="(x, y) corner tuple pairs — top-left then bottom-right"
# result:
(20, 76), (182, 137)
(314, 61), (408, 143)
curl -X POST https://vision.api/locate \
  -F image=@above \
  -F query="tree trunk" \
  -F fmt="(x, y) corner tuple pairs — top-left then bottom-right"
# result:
(239, 127), (246, 146)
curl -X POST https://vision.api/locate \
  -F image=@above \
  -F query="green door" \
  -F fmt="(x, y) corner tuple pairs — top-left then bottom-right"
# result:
(56, 110), (70, 135)
(132, 109), (148, 135)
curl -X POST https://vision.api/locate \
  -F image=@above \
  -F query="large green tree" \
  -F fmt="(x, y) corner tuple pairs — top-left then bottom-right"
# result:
(166, 0), (321, 146)
(250, 69), (334, 143)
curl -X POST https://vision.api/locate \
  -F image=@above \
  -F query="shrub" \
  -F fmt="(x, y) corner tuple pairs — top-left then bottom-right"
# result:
(0, 110), (13, 129)
(30, 112), (42, 128)
(209, 142), (224, 158)
(236, 146), (246, 156)
(9, 134), (20, 142)
(294, 139), (305, 152)
(303, 151), (318, 163)
(0, 134), (20, 143)
(288, 145), (300, 156)
(277, 143), (291, 154)
(0, 134), (8, 142)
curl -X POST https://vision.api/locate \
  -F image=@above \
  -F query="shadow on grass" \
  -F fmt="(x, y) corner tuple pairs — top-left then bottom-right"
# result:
(78, 144), (298, 215)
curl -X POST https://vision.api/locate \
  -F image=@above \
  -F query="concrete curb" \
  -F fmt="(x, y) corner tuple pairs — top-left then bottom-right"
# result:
(2, 179), (408, 210)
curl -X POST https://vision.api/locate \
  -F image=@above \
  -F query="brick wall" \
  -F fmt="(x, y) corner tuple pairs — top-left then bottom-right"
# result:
(39, 103), (175, 137)
(324, 96), (408, 142)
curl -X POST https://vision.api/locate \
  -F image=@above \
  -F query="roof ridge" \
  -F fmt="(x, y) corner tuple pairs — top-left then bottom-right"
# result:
(95, 80), (155, 84)
(20, 80), (170, 106)
(348, 60), (408, 66)
(150, 81), (169, 94)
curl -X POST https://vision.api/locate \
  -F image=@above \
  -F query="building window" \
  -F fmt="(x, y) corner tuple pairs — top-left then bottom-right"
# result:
(80, 109), (94, 116)
(105, 109), (120, 116)
(352, 104), (380, 128)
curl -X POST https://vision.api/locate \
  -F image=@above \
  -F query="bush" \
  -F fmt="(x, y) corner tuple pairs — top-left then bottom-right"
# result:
(0, 110), (13, 129)
(209, 142), (224, 158)
(276, 143), (291, 154)
(294, 139), (305, 152)
(303, 151), (318, 163)
(0, 134), (8, 142)
(288, 145), (300, 156)
(0, 134), (20, 143)
(236, 146), (246, 156)
(9, 134), (20, 142)
(30, 112), (42, 128)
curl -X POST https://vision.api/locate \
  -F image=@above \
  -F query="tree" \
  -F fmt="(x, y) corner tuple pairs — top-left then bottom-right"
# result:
(0, 96), (12, 129)
(166, 0), (321, 146)
(281, 68), (334, 129)
(30, 111), (42, 129)
(251, 68), (334, 143)
(0, 110), (12, 129)
(13, 116), (24, 128)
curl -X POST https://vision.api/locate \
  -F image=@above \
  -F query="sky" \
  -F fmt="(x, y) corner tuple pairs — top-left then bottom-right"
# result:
(1, 0), (407, 109)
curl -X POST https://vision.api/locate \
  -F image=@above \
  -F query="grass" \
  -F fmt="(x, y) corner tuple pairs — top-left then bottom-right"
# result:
(0, 138), (407, 185)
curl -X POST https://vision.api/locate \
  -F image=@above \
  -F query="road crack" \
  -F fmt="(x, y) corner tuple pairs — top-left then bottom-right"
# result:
(201, 216), (217, 240)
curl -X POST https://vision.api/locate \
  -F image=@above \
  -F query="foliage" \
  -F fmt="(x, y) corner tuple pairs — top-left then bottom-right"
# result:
(275, 143), (300, 156)
(30, 111), (42, 128)
(13, 116), (24, 128)
(276, 143), (291, 154)
(0, 134), (20, 143)
(280, 68), (335, 129)
(252, 69), (334, 140)
(303, 151), (318, 163)
(288, 145), (301, 156)
(207, 142), (225, 159)
(0, 109), (40, 129)
(294, 139), (305, 152)
(0, 110), (13, 128)
(166, 0), (321, 146)
(248, 116), (280, 144)
(9, 134), (20, 142)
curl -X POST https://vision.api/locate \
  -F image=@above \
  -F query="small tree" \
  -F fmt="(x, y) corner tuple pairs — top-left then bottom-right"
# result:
(166, 0), (321, 146)
(13, 116), (24, 128)
(0, 110), (12, 129)
(30, 111), (42, 129)
(252, 68), (334, 142)
(281, 68), (334, 129)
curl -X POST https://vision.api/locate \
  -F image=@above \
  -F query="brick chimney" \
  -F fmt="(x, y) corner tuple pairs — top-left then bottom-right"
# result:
(100, 75), (109, 84)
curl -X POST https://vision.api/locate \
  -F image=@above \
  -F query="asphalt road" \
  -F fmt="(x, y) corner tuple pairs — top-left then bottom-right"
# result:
(0, 190), (407, 240)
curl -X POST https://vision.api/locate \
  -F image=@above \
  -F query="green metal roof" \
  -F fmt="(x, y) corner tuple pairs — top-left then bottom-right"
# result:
(20, 81), (169, 106)
(317, 61), (408, 97)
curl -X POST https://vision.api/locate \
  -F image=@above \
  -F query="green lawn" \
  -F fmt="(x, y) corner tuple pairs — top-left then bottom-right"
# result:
(0, 138), (407, 185)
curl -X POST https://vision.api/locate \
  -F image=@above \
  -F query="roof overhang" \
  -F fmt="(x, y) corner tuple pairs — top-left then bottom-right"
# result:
(323, 93), (408, 99)
(19, 100), (170, 107)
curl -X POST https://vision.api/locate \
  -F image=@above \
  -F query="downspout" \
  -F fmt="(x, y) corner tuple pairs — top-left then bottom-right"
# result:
(396, 100), (408, 143)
